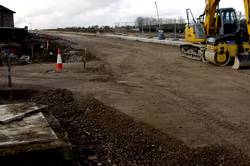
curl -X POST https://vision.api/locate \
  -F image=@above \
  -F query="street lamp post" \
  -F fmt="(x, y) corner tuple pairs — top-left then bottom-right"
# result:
(155, 1), (161, 30)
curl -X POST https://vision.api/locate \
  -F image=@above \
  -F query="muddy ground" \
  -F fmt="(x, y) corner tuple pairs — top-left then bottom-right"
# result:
(1, 32), (250, 165)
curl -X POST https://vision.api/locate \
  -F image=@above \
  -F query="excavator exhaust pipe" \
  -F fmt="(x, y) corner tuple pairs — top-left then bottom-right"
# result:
(232, 53), (250, 70)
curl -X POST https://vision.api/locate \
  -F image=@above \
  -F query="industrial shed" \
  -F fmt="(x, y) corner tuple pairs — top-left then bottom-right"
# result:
(0, 5), (15, 27)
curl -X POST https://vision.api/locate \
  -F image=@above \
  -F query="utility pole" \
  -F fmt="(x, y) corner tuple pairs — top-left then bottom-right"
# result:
(149, 20), (151, 33)
(7, 53), (12, 88)
(29, 23), (32, 31)
(174, 19), (177, 39)
(155, 1), (161, 30)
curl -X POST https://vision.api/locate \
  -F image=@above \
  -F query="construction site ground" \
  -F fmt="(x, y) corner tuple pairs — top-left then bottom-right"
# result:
(1, 32), (250, 165)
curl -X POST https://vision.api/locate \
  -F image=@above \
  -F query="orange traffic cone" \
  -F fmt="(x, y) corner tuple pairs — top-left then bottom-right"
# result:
(56, 48), (63, 72)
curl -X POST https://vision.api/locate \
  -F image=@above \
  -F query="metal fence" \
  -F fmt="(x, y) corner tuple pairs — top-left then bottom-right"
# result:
(114, 12), (247, 39)
(114, 17), (187, 39)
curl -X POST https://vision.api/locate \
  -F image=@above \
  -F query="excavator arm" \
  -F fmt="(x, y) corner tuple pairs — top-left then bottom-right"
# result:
(244, 0), (250, 36)
(204, 0), (250, 37)
(203, 0), (220, 36)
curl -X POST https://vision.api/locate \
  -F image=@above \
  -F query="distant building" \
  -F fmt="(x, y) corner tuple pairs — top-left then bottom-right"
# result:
(0, 5), (15, 27)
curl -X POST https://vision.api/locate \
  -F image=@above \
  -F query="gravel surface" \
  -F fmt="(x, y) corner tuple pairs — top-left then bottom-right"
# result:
(1, 89), (249, 166)
(1, 32), (250, 165)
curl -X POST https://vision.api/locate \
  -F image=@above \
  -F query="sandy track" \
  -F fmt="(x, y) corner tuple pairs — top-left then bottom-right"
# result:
(2, 32), (250, 156)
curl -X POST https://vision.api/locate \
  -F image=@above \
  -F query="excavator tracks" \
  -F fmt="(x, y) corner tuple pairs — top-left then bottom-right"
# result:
(180, 44), (250, 69)
(180, 44), (205, 61)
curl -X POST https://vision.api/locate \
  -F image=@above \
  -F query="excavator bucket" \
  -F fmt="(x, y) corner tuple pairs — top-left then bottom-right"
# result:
(232, 53), (250, 70)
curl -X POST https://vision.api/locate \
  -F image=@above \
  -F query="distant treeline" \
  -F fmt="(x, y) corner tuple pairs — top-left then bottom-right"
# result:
(52, 26), (115, 33)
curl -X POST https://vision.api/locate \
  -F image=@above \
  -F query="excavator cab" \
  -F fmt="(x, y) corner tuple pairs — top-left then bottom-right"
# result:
(184, 8), (238, 42)
(217, 8), (238, 35)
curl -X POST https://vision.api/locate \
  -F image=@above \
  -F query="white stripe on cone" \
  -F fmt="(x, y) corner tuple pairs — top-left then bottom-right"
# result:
(57, 53), (63, 64)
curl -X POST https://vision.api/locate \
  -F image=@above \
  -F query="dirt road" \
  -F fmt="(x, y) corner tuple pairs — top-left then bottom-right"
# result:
(1, 32), (250, 157)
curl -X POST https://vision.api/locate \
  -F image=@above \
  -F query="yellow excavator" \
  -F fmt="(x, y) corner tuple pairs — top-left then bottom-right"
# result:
(180, 0), (250, 69)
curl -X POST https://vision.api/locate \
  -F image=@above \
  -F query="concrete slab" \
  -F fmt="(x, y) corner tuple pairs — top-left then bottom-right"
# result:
(0, 103), (47, 124)
(0, 112), (66, 156)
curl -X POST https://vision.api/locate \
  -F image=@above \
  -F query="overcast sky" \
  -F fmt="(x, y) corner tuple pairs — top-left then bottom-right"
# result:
(1, 0), (245, 29)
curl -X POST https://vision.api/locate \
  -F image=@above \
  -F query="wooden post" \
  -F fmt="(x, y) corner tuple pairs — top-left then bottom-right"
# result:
(174, 19), (177, 39)
(46, 40), (49, 50)
(83, 48), (87, 71)
(31, 44), (34, 61)
(7, 53), (12, 88)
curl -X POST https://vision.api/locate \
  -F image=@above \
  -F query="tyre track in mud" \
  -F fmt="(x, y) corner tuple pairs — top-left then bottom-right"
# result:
(152, 80), (250, 154)
(115, 66), (250, 153)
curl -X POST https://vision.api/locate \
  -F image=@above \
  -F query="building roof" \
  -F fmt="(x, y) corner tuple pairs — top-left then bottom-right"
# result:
(0, 5), (15, 14)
